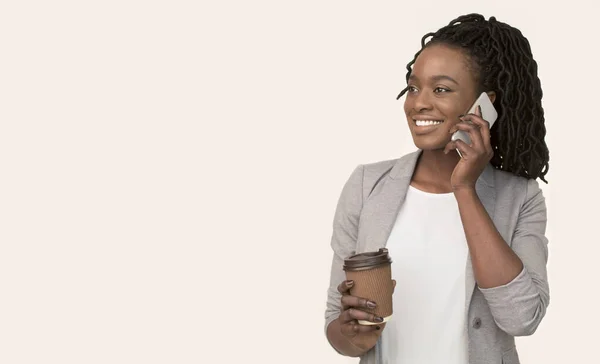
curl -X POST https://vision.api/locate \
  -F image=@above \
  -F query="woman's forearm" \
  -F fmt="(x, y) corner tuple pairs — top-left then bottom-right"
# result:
(454, 187), (523, 289)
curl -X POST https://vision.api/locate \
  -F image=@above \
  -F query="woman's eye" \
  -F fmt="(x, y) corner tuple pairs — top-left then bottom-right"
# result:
(407, 86), (418, 93)
(434, 87), (450, 93)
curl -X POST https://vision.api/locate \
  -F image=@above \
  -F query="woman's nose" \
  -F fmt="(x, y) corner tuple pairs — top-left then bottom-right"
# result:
(413, 92), (433, 111)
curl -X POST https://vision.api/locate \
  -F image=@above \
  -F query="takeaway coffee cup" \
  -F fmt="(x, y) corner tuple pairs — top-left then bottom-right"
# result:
(343, 248), (393, 325)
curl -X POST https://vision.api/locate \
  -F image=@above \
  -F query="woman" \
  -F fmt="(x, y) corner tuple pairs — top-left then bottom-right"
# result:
(324, 14), (550, 364)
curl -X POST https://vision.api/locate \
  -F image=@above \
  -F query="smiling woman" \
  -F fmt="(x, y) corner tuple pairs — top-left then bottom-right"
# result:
(324, 13), (550, 364)
(398, 14), (549, 183)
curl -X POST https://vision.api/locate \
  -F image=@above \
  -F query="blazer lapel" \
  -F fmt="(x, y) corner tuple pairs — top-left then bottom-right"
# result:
(357, 151), (421, 254)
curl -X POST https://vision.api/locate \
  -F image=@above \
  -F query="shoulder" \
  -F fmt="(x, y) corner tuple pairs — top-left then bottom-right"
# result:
(490, 167), (546, 210)
(360, 158), (399, 181)
(359, 150), (420, 183)
(339, 158), (399, 203)
(342, 151), (419, 202)
(491, 167), (543, 193)
(338, 151), (412, 194)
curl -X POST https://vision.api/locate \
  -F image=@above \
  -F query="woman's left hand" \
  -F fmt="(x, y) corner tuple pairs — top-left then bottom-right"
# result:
(443, 105), (494, 191)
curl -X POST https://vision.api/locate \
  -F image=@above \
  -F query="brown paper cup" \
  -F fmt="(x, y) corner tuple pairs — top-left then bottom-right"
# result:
(343, 248), (393, 325)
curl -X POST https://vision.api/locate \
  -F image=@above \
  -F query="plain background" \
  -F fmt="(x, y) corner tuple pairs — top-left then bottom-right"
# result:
(1, 1), (599, 363)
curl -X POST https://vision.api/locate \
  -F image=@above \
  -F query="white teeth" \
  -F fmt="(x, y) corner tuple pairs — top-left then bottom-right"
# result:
(415, 120), (442, 126)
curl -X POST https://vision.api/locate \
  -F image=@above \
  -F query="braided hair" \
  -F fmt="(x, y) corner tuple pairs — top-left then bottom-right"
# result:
(397, 14), (549, 183)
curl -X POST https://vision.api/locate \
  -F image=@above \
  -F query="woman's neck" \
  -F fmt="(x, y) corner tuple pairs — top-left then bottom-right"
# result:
(411, 149), (461, 193)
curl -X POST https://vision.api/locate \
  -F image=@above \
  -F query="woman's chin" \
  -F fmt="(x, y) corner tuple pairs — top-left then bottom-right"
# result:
(413, 139), (449, 152)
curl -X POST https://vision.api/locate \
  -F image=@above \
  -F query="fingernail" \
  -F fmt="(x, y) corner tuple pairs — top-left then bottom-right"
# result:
(375, 326), (381, 330)
(375, 317), (384, 323)
(346, 280), (354, 287)
(367, 301), (377, 309)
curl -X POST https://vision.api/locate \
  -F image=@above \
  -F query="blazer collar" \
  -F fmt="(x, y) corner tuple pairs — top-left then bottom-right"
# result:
(389, 149), (495, 189)
(359, 149), (496, 252)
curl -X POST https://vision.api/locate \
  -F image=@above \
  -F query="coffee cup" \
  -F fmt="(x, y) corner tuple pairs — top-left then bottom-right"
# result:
(343, 248), (393, 325)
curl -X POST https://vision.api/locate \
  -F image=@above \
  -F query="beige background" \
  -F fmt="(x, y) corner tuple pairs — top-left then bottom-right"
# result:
(1, 1), (598, 363)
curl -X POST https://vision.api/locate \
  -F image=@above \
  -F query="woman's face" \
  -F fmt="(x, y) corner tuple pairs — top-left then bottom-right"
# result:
(403, 44), (481, 151)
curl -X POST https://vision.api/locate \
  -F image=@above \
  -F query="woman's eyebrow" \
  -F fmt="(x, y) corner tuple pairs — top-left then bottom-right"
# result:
(431, 75), (459, 84)
(408, 74), (459, 84)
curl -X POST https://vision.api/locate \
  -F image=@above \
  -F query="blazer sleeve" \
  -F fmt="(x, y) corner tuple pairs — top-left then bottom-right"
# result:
(324, 165), (364, 343)
(479, 178), (550, 336)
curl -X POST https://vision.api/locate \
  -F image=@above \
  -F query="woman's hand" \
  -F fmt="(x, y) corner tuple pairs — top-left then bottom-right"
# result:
(444, 105), (494, 191)
(334, 279), (396, 353)
(337, 280), (384, 336)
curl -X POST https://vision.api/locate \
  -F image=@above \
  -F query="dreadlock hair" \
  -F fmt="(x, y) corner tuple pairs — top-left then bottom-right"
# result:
(397, 14), (550, 183)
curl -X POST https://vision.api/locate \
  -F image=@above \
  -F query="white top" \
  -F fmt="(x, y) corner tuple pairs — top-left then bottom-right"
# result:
(381, 186), (469, 364)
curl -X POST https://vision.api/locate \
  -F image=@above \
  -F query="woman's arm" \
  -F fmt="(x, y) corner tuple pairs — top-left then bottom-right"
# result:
(324, 165), (384, 356)
(446, 109), (550, 336)
(455, 179), (550, 336)
(454, 187), (523, 288)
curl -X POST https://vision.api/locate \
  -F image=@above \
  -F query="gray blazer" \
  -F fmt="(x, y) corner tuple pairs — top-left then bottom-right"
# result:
(325, 150), (550, 364)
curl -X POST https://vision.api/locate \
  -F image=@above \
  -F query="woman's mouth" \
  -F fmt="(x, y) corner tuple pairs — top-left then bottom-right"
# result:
(412, 118), (445, 135)
(414, 119), (443, 126)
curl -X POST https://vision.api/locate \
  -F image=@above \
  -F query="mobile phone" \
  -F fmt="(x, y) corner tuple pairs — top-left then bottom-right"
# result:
(451, 92), (498, 156)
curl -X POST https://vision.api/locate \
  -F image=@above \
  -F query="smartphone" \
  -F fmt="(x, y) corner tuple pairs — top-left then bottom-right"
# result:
(451, 92), (498, 155)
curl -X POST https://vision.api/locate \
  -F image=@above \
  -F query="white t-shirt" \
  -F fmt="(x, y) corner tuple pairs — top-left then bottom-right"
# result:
(381, 185), (469, 364)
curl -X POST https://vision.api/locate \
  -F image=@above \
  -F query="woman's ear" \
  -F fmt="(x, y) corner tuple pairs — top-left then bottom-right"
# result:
(487, 91), (497, 104)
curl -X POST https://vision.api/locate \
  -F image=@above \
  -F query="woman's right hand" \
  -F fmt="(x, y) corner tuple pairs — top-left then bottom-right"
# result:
(337, 280), (385, 338)
(327, 279), (396, 356)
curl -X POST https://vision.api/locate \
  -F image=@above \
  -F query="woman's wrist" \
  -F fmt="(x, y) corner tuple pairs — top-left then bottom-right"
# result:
(327, 318), (370, 357)
(452, 184), (478, 197)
